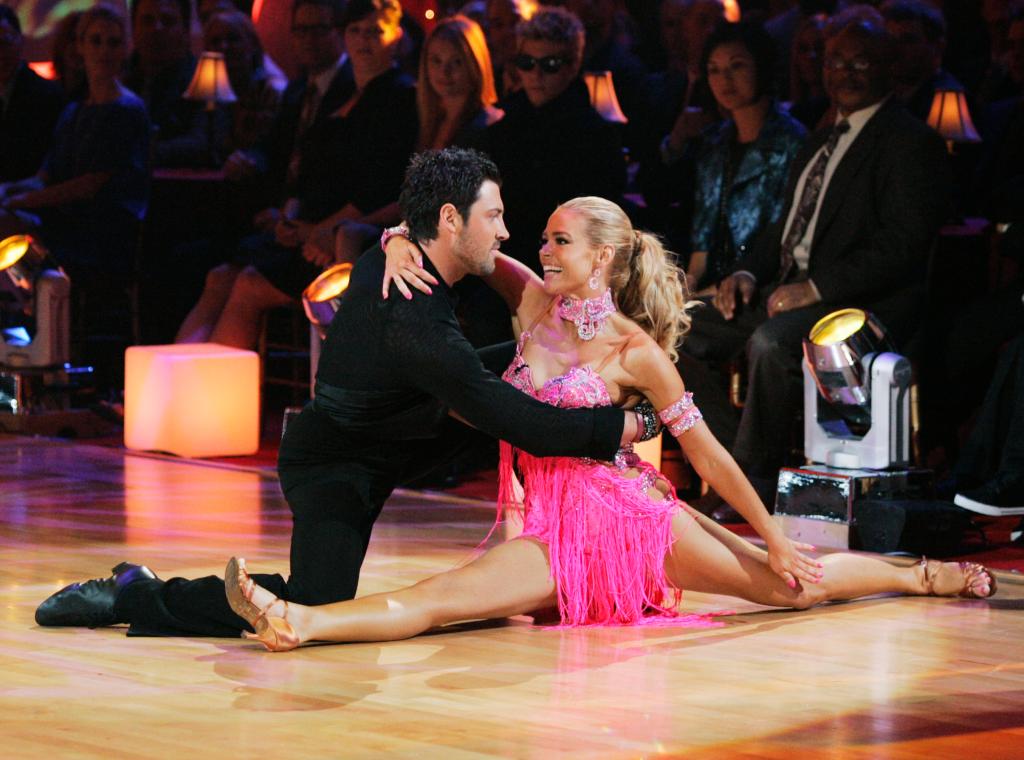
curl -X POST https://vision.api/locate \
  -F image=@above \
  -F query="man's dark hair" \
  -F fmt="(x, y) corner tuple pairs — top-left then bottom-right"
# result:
(0, 4), (21, 35)
(880, 0), (946, 44)
(130, 0), (192, 29)
(293, 0), (348, 27)
(400, 148), (502, 242)
(700, 20), (777, 98)
(339, 0), (400, 31)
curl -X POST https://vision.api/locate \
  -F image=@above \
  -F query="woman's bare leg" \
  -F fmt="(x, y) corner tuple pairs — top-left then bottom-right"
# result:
(175, 263), (242, 343)
(237, 538), (558, 647)
(208, 265), (293, 350)
(665, 514), (993, 609)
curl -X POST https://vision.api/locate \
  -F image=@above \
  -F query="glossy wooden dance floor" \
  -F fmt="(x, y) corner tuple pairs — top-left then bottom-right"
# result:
(2, 436), (1023, 759)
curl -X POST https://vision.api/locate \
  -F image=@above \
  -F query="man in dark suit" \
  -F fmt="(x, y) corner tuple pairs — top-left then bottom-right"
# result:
(677, 12), (951, 510)
(223, 0), (354, 196)
(0, 5), (64, 182)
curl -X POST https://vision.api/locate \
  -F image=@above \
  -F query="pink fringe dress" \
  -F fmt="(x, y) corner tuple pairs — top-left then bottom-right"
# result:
(498, 331), (691, 627)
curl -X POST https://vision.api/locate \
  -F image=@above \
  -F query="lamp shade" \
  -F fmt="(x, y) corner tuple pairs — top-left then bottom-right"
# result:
(184, 51), (237, 108)
(802, 308), (896, 407)
(583, 71), (628, 124)
(926, 89), (980, 145)
(302, 263), (353, 339)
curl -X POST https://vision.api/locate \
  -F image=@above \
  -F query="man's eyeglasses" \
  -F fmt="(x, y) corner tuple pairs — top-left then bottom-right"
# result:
(823, 57), (873, 73)
(513, 54), (569, 74)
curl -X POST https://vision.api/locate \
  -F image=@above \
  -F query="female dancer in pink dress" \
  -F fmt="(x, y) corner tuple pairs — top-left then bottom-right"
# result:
(224, 196), (996, 650)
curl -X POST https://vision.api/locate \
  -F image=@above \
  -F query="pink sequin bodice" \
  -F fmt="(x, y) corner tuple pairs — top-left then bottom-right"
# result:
(502, 331), (611, 410)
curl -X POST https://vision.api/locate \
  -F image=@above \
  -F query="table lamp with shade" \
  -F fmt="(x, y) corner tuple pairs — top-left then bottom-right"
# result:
(583, 71), (628, 124)
(183, 51), (237, 166)
(926, 89), (981, 153)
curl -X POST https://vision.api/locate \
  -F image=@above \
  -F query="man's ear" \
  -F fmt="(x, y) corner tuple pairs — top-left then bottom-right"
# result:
(438, 202), (461, 235)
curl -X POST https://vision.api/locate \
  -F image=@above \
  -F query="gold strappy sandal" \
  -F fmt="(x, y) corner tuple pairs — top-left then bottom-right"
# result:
(224, 557), (301, 651)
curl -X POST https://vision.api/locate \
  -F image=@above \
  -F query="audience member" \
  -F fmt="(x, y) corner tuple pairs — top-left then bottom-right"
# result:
(976, 0), (1024, 109)
(484, 6), (625, 273)
(484, 0), (538, 99)
(765, 0), (838, 98)
(687, 22), (806, 294)
(787, 12), (829, 129)
(0, 4), (64, 183)
(930, 21), (1024, 461)
(222, 0), (352, 190)
(563, 0), (648, 129)
(197, 0), (288, 91)
(123, 0), (203, 167)
(51, 10), (87, 101)
(417, 14), (502, 150)
(200, 9), (283, 163)
(881, 0), (962, 121)
(954, 331), (1024, 519)
(676, 11), (950, 515)
(636, 0), (723, 237)
(0, 3), (149, 282)
(177, 0), (416, 350)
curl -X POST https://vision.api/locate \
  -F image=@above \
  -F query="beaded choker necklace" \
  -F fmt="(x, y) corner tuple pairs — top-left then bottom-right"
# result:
(557, 289), (616, 341)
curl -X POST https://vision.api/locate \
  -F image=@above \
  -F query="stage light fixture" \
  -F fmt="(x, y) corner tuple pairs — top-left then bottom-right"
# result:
(801, 308), (912, 469)
(298, 262), (354, 400)
(302, 262), (353, 340)
(0, 234), (70, 369)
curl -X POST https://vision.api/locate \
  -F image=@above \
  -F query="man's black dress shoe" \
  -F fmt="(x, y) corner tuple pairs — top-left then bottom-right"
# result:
(35, 562), (159, 628)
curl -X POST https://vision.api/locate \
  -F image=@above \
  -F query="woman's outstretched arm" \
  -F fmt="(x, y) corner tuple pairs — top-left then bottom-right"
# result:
(619, 333), (822, 588)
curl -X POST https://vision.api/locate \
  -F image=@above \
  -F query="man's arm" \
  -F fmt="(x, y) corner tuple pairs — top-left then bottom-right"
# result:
(385, 299), (628, 461)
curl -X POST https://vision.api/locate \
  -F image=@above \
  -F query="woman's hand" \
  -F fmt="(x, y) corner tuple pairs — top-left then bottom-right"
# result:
(301, 222), (336, 267)
(764, 532), (822, 589)
(382, 235), (438, 299)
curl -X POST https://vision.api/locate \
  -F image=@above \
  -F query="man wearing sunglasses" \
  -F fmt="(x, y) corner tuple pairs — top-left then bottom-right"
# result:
(484, 6), (625, 277)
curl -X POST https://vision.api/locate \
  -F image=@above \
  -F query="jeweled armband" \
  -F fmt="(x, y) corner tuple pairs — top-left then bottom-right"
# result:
(380, 223), (410, 251)
(658, 392), (703, 437)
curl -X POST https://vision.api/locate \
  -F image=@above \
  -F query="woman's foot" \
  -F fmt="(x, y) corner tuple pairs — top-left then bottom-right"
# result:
(224, 557), (302, 651)
(918, 558), (997, 599)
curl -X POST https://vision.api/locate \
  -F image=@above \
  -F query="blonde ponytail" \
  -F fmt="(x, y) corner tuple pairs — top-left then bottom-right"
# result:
(559, 197), (698, 362)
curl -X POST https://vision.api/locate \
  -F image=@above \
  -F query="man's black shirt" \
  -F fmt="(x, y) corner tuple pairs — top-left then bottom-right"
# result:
(314, 245), (624, 458)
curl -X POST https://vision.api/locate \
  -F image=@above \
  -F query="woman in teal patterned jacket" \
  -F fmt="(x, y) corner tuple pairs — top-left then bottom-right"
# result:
(687, 22), (806, 293)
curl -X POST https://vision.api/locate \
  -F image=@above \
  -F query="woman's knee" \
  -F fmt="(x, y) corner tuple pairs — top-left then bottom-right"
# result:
(204, 263), (241, 293)
(220, 266), (290, 314)
(788, 583), (826, 610)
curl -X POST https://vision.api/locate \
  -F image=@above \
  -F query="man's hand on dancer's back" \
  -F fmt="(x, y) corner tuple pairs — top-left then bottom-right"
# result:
(382, 235), (438, 300)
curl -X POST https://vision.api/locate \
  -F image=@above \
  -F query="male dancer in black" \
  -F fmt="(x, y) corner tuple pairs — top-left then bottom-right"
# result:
(36, 148), (642, 636)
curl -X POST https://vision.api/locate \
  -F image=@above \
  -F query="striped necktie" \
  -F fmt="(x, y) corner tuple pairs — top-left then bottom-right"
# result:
(778, 119), (850, 281)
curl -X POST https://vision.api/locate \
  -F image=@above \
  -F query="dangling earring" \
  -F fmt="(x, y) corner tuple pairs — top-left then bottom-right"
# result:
(588, 268), (601, 291)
